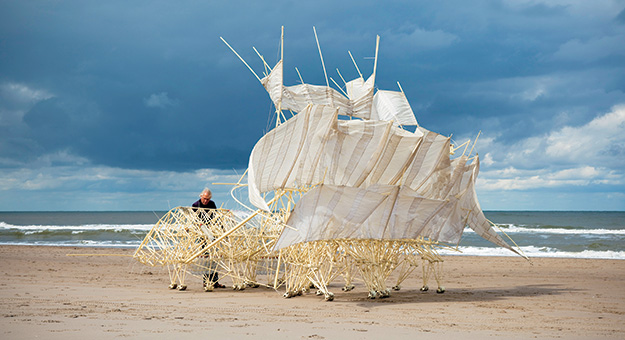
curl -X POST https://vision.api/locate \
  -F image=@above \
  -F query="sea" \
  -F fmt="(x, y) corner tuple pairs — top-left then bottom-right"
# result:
(0, 211), (623, 260)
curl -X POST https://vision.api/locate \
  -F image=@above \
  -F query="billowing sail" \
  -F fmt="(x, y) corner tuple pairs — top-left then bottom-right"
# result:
(274, 184), (447, 249)
(274, 153), (518, 254)
(261, 60), (350, 115)
(247, 35), (519, 256)
(371, 90), (418, 126)
(273, 164), (520, 297)
(460, 157), (519, 254)
(249, 105), (443, 211)
(344, 75), (375, 120)
(260, 60), (416, 124)
(247, 104), (337, 211)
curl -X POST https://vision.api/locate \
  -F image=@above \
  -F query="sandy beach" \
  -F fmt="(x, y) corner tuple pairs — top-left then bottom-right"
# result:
(1, 245), (623, 339)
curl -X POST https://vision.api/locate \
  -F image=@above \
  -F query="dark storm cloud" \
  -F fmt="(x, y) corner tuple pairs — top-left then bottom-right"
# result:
(1, 0), (282, 170)
(3, 2), (622, 167)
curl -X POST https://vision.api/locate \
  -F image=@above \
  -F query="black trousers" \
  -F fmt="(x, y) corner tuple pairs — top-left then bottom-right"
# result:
(203, 271), (219, 283)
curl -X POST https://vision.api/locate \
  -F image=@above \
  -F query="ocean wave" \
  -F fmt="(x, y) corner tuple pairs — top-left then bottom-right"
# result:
(440, 245), (625, 260)
(464, 225), (625, 236)
(3, 229), (148, 237)
(0, 221), (153, 232)
(0, 241), (140, 248)
(0, 226), (148, 245)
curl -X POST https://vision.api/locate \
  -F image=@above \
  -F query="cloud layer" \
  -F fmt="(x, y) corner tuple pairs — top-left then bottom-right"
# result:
(0, 0), (624, 210)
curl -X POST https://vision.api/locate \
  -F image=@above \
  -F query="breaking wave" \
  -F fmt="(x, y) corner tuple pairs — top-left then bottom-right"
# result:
(440, 245), (625, 260)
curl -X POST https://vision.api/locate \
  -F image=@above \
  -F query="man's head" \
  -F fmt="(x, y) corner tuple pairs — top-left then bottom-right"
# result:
(199, 188), (212, 204)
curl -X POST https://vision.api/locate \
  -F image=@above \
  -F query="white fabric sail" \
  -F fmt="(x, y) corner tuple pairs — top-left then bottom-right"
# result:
(344, 75), (375, 120)
(260, 60), (350, 116)
(260, 61), (400, 121)
(247, 101), (517, 253)
(401, 129), (451, 191)
(248, 105), (445, 210)
(275, 155), (517, 253)
(250, 49), (518, 255)
(460, 157), (519, 254)
(371, 90), (418, 126)
(274, 184), (447, 249)
(247, 104), (338, 211)
(260, 60), (416, 125)
(284, 83), (348, 114)
(260, 60), (285, 109)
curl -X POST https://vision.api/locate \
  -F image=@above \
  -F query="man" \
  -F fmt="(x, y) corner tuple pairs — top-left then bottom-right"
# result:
(192, 188), (225, 289)
(192, 188), (217, 210)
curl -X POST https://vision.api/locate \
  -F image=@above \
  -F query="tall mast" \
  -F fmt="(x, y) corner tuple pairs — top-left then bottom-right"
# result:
(372, 35), (380, 83)
(276, 26), (285, 126)
(313, 26), (329, 87)
(281, 26), (284, 61)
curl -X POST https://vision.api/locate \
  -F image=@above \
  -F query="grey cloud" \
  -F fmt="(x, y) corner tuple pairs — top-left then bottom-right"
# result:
(381, 26), (459, 53)
(550, 35), (625, 62)
(144, 92), (178, 109)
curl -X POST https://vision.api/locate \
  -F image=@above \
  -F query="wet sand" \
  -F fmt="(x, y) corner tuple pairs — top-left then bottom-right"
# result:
(1, 245), (624, 339)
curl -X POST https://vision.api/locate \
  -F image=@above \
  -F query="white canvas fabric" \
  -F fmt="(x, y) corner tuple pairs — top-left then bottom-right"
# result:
(283, 83), (349, 114)
(275, 184), (449, 249)
(371, 90), (418, 126)
(260, 59), (284, 109)
(401, 128), (451, 191)
(261, 61), (383, 120)
(274, 160), (517, 251)
(252, 58), (517, 255)
(344, 75), (375, 119)
(248, 106), (448, 211)
(319, 119), (394, 187)
(247, 104), (338, 210)
(460, 157), (519, 254)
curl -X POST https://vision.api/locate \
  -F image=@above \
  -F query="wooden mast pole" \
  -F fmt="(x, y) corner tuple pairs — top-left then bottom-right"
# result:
(313, 26), (329, 87)
(468, 131), (481, 158)
(336, 68), (348, 86)
(330, 77), (348, 96)
(295, 67), (305, 84)
(372, 35), (380, 82)
(348, 51), (363, 80)
(220, 37), (261, 83)
(253, 46), (272, 73)
(277, 26), (285, 127)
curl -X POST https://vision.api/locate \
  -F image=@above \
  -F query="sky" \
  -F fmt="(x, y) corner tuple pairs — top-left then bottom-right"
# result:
(0, 0), (624, 211)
